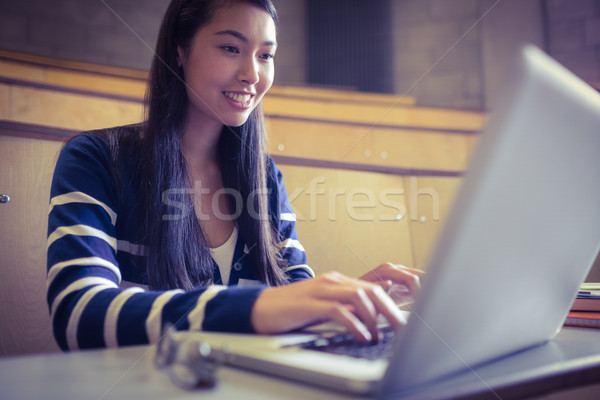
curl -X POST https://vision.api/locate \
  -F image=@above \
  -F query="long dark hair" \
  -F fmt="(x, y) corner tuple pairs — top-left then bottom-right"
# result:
(141, 0), (287, 290)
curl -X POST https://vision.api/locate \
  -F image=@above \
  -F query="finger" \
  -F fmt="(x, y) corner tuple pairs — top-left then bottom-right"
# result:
(378, 279), (394, 292)
(315, 282), (380, 339)
(386, 283), (415, 307)
(396, 272), (421, 295)
(334, 275), (408, 333)
(360, 263), (422, 283)
(349, 287), (379, 341)
(326, 303), (373, 342)
(377, 264), (422, 294)
(365, 280), (415, 307)
(364, 285), (408, 329)
(395, 264), (426, 276)
(377, 262), (424, 277)
(324, 277), (408, 333)
(367, 273), (420, 295)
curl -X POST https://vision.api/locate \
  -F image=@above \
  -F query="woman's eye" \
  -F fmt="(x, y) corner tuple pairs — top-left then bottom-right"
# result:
(260, 53), (274, 61)
(221, 46), (239, 54)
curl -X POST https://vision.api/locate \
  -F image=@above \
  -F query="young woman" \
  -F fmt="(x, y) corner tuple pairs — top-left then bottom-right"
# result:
(47, 0), (422, 351)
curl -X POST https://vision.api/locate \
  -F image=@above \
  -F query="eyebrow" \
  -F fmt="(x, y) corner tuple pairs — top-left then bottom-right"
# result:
(214, 30), (277, 47)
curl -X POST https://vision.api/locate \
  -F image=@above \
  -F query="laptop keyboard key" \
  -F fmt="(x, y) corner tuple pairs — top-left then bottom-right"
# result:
(300, 327), (396, 361)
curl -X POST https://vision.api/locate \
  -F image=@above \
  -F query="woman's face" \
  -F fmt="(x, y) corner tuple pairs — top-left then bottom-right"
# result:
(178, 3), (277, 129)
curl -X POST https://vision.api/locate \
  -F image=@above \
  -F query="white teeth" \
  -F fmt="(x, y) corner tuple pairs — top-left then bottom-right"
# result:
(225, 92), (251, 103)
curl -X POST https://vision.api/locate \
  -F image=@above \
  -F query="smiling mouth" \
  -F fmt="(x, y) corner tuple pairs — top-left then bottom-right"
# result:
(223, 91), (253, 106)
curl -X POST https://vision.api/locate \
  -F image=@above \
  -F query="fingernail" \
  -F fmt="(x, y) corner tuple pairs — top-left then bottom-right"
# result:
(359, 327), (372, 342)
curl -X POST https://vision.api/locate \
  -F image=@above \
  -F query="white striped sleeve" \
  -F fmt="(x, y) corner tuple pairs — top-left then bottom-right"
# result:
(103, 287), (146, 348)
(187, 286), (227, 331)
(47, 225), (117, 252)
(280, 212), (297, 221)
(278, 238), (306, 252)
(284, 264), (316, 277)
(145, 290), (184, 344)
(47, 257), (122, 288)
(66, 285), (108, 350)
(50, 277), (119, 315)
(49, 191), (118, 226)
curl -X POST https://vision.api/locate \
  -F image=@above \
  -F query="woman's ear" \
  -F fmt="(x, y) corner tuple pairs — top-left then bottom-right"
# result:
(176, 46), (185, 67)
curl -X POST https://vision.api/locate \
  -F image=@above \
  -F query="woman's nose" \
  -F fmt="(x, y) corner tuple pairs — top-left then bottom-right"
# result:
(237, 57), (260, 85)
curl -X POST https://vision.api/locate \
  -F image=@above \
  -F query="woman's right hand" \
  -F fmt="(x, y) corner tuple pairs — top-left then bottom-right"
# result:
(250, 271), (408, 342)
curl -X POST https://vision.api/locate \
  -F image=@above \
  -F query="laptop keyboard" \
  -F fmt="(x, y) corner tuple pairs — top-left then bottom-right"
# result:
(299, 326), (397, 361)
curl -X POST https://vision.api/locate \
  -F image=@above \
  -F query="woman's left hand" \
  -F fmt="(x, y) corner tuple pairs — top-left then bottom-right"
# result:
(359, 262), (424, 298)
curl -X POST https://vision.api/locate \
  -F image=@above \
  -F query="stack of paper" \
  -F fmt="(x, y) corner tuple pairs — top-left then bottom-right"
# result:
(565, 283), (600, 328)
(572, 283), (600, 311)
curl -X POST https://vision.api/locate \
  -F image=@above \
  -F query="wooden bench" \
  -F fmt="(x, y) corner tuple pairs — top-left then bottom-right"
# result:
(0, 86), (481, 174)
(0, 49), (484, 177)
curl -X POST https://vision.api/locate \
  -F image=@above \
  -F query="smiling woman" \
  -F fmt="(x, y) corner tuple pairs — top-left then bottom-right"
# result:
(46, 0), (422, 351)
(176, 7), (277, 129)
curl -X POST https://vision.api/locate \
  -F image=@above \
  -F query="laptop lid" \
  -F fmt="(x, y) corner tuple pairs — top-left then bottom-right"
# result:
(175, 45), (600, 397)
(381, 45), (600, 394)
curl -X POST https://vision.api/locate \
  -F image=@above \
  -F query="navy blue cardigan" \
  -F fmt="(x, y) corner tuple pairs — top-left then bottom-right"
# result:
(47, 129), (313, 350)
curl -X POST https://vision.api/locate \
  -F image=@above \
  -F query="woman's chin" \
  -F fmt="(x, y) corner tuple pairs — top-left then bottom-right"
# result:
(223, 114), (252, 128)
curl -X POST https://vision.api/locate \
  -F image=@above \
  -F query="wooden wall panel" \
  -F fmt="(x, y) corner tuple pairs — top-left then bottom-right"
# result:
(266, 118), (374, 165)
(263, 96), (485, 131)
(0, 83), (9, 120)
(267, 118), (475, 173)
(402, 176), (463, 270)
(0, 49), (149, 80)
(9, 86), (143, 131)
(268, 85), (415, 105)
(45, 69), (146, 99)
(0, 135), (62, 356)
(278, 164), (414, 277)
(367, 127), (471, 172)
(0, 60), (46, 82)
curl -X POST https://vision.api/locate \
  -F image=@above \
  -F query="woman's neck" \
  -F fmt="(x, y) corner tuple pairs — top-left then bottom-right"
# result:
(180, 109), (223, 173)
(179, 110), (235, 248)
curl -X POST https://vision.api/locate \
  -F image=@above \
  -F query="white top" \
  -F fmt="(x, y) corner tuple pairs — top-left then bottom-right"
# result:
(209, 227), (238, 285)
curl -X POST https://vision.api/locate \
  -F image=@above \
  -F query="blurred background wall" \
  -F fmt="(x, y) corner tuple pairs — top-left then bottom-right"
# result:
(0, 0), (598, 109)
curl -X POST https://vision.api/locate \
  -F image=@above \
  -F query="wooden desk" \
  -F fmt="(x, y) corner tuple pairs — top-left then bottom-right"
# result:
(0, 327), (599, 400)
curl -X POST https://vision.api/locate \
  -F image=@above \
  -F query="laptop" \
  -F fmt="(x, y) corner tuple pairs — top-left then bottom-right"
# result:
(172, 45), (600, 396)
